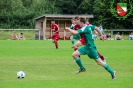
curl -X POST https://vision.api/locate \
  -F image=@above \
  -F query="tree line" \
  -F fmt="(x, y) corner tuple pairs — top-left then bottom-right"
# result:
(0, 0), (133, 29)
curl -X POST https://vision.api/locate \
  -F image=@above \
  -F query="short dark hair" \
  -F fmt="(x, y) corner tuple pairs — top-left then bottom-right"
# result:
(79, 17), (86, 24)
(74, 16), (80, 20)
(51, 18), (55, 21)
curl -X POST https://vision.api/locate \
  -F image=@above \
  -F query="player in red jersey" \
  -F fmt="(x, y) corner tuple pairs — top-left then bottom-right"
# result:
(72, 17), (81, 51)
(72, 16), (106, 63)
(51, 18), (60, 49)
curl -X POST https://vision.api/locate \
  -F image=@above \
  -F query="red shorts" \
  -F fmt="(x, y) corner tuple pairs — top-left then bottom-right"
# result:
(52, 34), (59, 41)
(79, 38), (85, 45)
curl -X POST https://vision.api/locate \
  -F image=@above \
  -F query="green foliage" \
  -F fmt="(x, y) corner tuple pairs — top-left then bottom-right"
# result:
(92, 0), (133, 29)
(55, 0), (77, 14)
(0, 0), (133, 29)
(0, 40), (133, 88)
(78, 0), (92, 14)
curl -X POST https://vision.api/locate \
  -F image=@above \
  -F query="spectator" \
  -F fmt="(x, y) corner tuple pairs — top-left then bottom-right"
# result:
(106, 33), (111, 40)
(19, 33), (26, 40)
(115, 32), (122, 40)
(11, 32), (18, 40)
(129, 32), (133, 40)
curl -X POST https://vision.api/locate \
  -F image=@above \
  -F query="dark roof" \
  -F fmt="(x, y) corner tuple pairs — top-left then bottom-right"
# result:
(35, 14), (94, 20)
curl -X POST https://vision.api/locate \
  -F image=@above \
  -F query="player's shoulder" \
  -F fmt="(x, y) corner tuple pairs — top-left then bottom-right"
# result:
(88, 25), (96, 29)
(89, 24), (95, 27)
(84, 25), (92, 31)
(54, 24), (58, 26)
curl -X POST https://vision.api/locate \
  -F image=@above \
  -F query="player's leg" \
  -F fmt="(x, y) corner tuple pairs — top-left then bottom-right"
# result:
(73, 40), (82, 51)
(89, 48), (116, 80)
(54, 35), (59, 49)
(70, 35), (75, 45)
(95, 58), (116, 80)
(72, 34), (81, 50)
(97, 52), (106, 63)
(52, 34), (59, 49)
(54, 39), (58, 49)
(73, 47), (87, 74)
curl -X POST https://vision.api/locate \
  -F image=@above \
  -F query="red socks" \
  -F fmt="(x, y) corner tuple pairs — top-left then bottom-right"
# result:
(74, 48), (78, 51)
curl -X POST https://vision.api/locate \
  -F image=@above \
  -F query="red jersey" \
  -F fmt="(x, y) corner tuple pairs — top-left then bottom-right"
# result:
(74, 25), (81, 31)
(74, 24), (84, 38)
(51, 24), (59, 34)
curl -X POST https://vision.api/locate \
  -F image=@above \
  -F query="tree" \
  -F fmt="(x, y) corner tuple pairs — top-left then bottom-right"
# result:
(77, 0), (92, 14)
(55, 0), (77, 14)
(0, 0), (132, 29)
(93, 0), (133, 29)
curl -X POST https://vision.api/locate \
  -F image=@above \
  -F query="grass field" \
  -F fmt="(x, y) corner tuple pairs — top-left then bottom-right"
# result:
(0, 40), (133, 88)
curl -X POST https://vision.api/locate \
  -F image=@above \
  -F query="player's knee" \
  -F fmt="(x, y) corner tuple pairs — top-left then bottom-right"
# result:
(72, 53), (75, 57)
(72, 53), (77, 58)
(73, 44), (77, 48)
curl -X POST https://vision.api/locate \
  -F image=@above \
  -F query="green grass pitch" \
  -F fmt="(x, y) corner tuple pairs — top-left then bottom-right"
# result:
(0, 40), (133, 88)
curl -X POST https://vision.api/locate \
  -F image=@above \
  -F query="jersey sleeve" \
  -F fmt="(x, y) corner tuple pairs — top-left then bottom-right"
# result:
(77, 29), (83, 34)
(77, 26), (91, 34)
(89, 25), (96, 31)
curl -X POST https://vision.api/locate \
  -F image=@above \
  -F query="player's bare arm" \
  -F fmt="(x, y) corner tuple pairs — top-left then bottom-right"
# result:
(95, 27), (104, 40)
(65, 27), (78, 35)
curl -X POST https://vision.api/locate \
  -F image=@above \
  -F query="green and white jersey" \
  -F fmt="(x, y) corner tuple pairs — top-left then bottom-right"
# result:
(89, 25), (96, 39)
(77, 25), (96, 48)
(89, 25), (95, 31)
(70, 24), (75, 30)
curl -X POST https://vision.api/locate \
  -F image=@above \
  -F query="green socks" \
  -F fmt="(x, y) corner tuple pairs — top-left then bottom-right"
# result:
(104, 64), (114, 75)
(71, 40), (75, 45)
(75, 58), (85, 69)
(75, 58), (114, 74)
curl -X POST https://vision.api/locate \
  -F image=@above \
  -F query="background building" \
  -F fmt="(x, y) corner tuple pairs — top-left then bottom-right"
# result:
(35, 14), (94, 40)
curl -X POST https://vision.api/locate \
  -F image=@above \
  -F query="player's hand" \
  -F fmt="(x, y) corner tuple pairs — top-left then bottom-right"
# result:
(65, 27), (70, 30)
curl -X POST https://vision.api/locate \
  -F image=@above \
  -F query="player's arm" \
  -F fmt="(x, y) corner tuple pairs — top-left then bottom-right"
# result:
(94, 26), (104, 40)
(55, 25), (59, 33)
(94, 27), (102, 35)
(50, 25), (53, 37)
(89, 25), (102, 36)
(65, 27), (78, 35)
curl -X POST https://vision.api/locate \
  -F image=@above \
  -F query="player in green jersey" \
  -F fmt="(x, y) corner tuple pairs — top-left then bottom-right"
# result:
(65, 17), (116, 80)
(72, 16), (106, 63)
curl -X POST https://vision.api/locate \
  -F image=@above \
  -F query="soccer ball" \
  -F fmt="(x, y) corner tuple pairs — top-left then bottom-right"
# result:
(17, 71), (25, 78)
